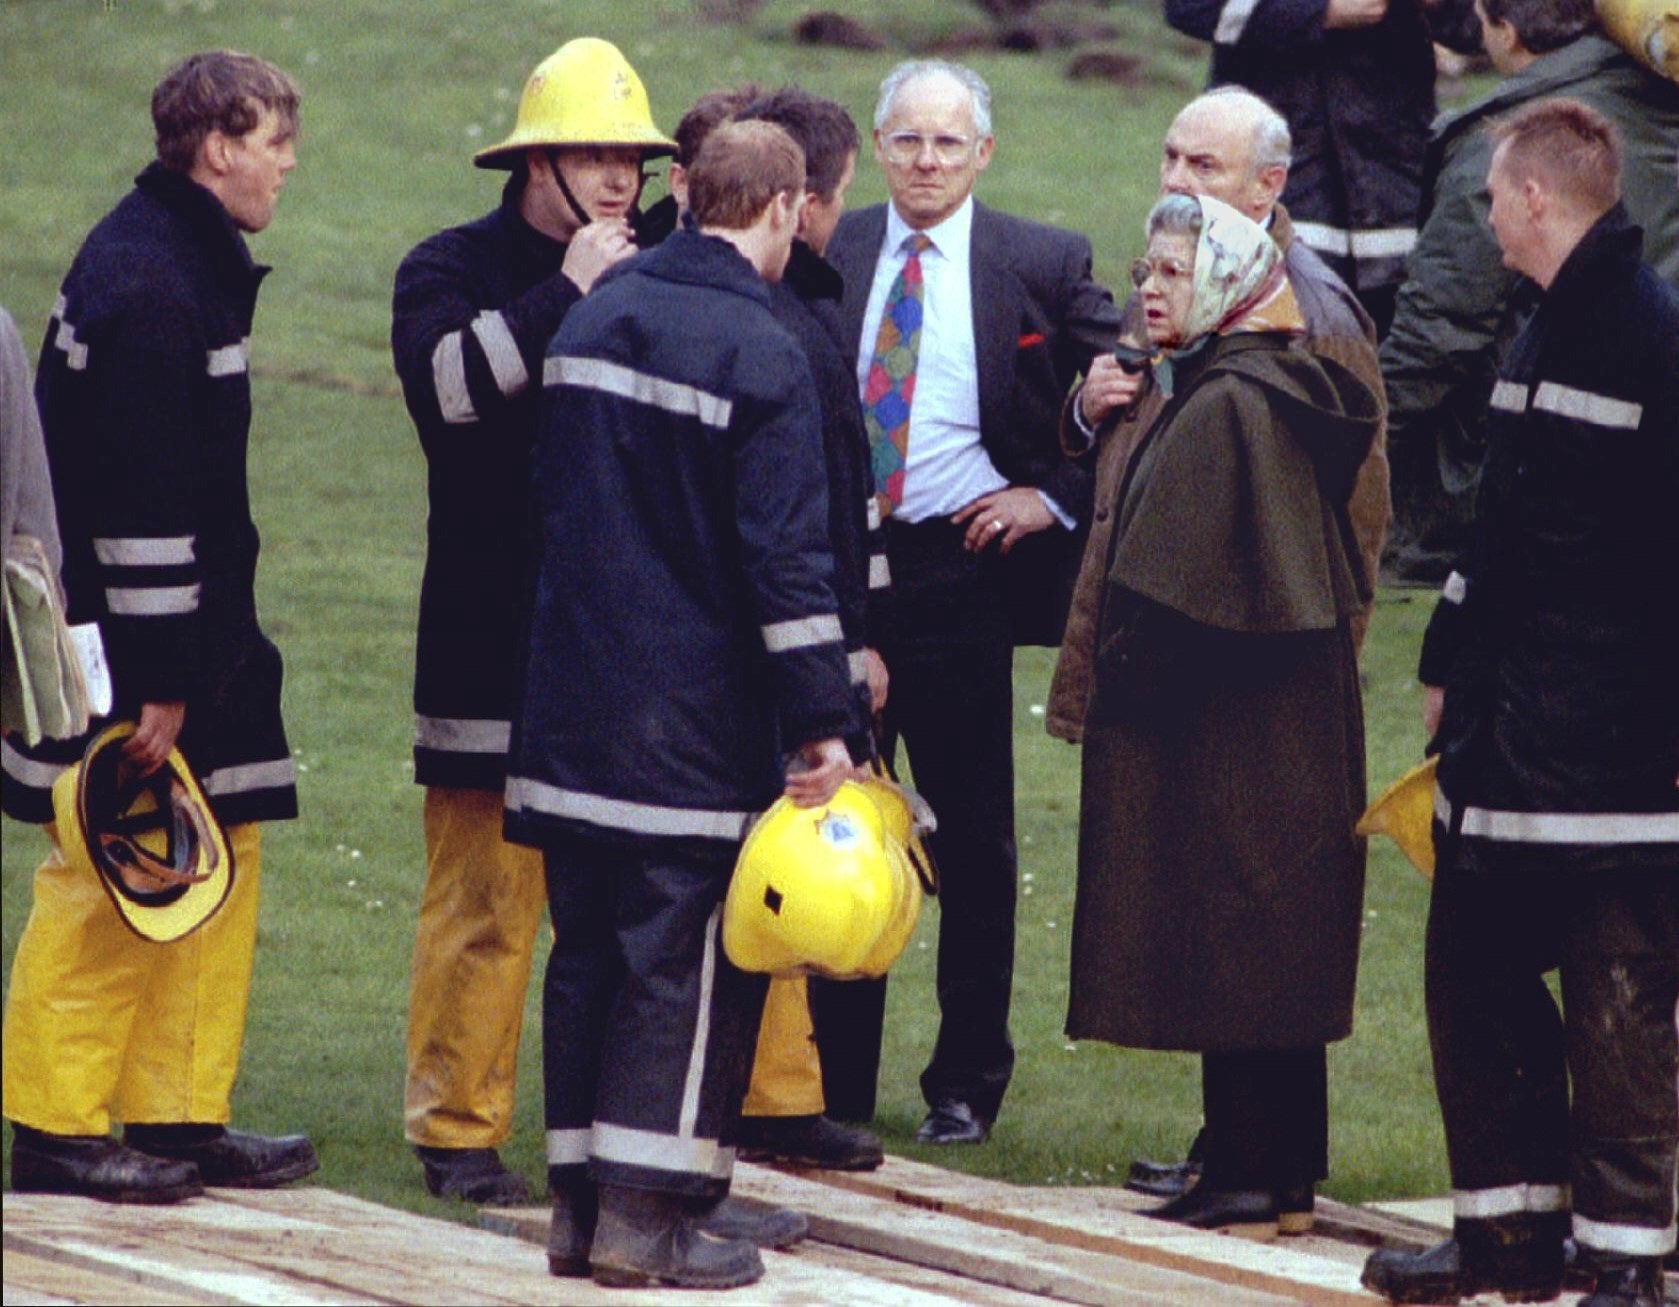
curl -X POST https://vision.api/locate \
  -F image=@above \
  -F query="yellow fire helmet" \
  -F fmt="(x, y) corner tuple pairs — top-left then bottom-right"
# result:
(1596, 0), (1678, 82)
(474, 37), (677, 169)
(724, 780), (928, 980)
(1356, 755), (1439, 879)
(52, 721), (232, 942)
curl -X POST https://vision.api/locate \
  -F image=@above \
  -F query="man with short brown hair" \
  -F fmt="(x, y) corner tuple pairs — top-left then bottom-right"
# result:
(508, 118), (859, 1290)
(1363, 97), (1679, 1307)
(4, 48), (314, 1203)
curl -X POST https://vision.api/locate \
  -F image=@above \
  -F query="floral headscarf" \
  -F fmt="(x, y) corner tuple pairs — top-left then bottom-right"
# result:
(1181, 194), (1305, 343)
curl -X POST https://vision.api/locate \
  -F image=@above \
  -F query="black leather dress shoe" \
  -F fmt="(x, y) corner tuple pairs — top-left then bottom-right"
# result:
(1124, 1156), (1200, 1199)
(1147, 1183), (1279, 1241)
(736, 1114), (884, 1171)
(126, 1125), (318, 1189)
(1578, 1257), (1664, 1307)
(915, 1100), (989, 1145)
(413, 1145), (530, 1205)
(10, 1127), (203, 1204)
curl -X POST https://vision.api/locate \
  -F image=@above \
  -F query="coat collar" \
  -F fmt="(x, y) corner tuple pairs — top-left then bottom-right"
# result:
(639, 227), (771, 307)
(1542, 203), (1643, 314)
(135, 161), (266, 289)
(1433, 36), (1628, 147)
(780, 239), (843, 304)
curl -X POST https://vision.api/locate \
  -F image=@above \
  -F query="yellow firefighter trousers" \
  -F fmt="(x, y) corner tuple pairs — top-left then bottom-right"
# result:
(405, 787), (546, 1149)
(3, 822), (262, 1136)
(741, 974), (826, 1118)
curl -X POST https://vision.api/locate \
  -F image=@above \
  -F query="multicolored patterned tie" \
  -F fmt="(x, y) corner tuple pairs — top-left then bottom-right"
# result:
(863, 233), (932, 514)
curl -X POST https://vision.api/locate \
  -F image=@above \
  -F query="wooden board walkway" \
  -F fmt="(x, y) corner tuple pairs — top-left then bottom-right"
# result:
(3, 1159), (1615, 1305)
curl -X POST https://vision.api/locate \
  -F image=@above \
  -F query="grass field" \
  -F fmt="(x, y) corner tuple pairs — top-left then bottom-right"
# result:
(4, 0), (1462, 1218)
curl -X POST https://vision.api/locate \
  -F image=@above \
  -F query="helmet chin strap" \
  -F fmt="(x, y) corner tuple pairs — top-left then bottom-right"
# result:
(546, 151), (593, 229)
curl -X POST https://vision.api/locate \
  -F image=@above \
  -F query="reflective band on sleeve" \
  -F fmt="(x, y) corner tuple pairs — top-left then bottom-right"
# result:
(2, 737), (68, 790)
(53, 308), (89, 372)
(1490, 380), (1529, 414)
(1455, 1184), (1569, 1219)
(1532, 382), (1642, 431)
(206, 339), (250, 377)
(761, 614), (843, 653)
(505, 776), (754, 841)
(201, 758), (297, 796)
(93, 536), (196, 567)
(432, 330), (475, 424)
(677, 907), (722, 1137)
(105, 584), (201, 616)
(848, 650), (869, 685)
(1292, 223), (1418, 261)
(592, 1124), (734, 1179)
(1214, 0), (1262, 43)
(866, 499), (883, 532)
(470, 310), (529, 399)
(1437, 789), (1679, 845)
(414, 715), (511, 755)
(868, 555), (891, 589)
(544, 1128), (591, 1167)
(1572, 1214), (1678, 1257)
(546, 356), (733, 429)
(1442, 571), (1468, 605)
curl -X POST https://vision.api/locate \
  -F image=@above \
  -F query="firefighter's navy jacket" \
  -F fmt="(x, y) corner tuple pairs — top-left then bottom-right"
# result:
(1420, 208), (1679, 872)
(767, 240), (884, 761)
(391, 176), (584, 790)
(2, 164), (296, 827)
(504, 229), (853, 848)
(1164, 0), (1434, 296)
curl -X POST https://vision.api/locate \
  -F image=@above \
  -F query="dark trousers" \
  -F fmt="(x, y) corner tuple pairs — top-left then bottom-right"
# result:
(541, 829), (768, 1202)
(1199, 1047), (1328, 1190)
(1425, 860), (1679, 1255)
(820, 517), (1019, 1122)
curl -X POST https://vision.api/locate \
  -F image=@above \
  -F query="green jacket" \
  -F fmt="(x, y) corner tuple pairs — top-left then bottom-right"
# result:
(1381, 35), (1679, 564)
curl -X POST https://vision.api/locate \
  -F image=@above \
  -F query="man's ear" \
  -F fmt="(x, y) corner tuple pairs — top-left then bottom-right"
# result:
(198, 129), (235, 178)
(1255, 162), (1287, 209)
(668, 161), (688, 209)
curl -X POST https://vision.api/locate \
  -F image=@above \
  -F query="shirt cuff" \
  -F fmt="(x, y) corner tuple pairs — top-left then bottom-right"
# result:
(1067, 383), (1098, 452)
(1038, 488), (1075, 530)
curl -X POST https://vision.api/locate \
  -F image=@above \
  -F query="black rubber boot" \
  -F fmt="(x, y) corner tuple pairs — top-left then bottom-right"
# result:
(413, 1145), (530, 1205)
(1360, 1213), (1567, 1305)
(1578, 1256), (1665, 1307)
(590, 1184), (764, 1289)
(736, 1114), (884, 1171)
(547, 1177), (598, 1277)
(126, 1124), (318, 1189)
(10, 1124), (203, 1204)
(694, 1194), (808, 1248)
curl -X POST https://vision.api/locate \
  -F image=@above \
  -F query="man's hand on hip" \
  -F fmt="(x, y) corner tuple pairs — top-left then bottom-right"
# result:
(954, 486), (1055, 555)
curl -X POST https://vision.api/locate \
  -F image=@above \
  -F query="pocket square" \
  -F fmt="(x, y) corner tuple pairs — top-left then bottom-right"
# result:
(1017, 332), (1045, 348)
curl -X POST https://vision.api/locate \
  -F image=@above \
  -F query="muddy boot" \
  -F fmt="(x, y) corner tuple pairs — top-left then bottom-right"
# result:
(1578, 1255), (1664, 1307)
(1361, 1213), (1566, 1304)
(694, 1194), (807, 1248)
(590, 1183), (764, 1289)
(547, 1175), (597, 1278)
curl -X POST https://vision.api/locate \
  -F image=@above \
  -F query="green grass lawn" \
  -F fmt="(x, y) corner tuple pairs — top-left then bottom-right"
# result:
(3, 0), (1454, 1217)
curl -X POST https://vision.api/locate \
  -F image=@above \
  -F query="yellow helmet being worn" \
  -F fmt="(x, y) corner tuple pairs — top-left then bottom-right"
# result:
(1356, 756), (1439, 879)
(474, 37), (677, 169)
(724, 781), (927, 980)
(52, 721), (233, 942)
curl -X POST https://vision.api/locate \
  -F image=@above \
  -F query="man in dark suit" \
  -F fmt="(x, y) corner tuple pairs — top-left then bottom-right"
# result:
(822, 58), (1119, 1144)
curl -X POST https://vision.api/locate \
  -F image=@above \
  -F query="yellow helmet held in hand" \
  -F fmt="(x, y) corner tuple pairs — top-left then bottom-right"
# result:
(1356, 756), (1439, 879)
(724, 781), (926, 980)
(475, 37), (677, 169)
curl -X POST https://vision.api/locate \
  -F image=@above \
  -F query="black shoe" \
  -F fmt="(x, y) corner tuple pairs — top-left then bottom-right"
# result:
(915, 1100), (989, 1145)
(1147, 1182), (1278, 1241)
(1360, 1221), (1565, 1305)
(126, 1125), (318, 1189)
(413, 1145), (530, 1205)
(590, 1184), (763, 1289)
(547, 1179), (597, 1277)
(1578, 1256), (1664, 1307)
(10, 1126), (203, 1204)
(1125, 1156), (1201, 1199)
(693, 1195), (808, 1249)
(1277, 1183), (1315, 1236)
(736, 1114), (884, 1171)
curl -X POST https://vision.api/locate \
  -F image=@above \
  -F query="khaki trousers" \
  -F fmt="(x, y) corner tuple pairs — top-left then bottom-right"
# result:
(3, 822), (261, 1135)
(405, 787), (545, 1148)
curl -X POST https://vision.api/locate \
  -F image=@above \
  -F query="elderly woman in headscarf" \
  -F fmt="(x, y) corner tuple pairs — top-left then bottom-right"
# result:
(1066, 194), (1380, 1240)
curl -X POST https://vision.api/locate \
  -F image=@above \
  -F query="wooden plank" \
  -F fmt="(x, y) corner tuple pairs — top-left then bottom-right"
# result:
(1, 1245), (208, 1306)
(732, 1160), (1378, 1307)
